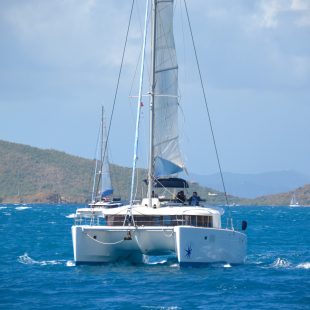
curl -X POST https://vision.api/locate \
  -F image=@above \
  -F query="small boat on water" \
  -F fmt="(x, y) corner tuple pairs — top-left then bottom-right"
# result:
(88, 106), (123, 209)
(289, 192), (300, 207)
(71, 0), (247, 265)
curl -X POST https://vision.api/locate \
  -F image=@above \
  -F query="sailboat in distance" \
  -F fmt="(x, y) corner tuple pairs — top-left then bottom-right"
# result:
(89, 107), (122, 208)
(71, 0), (247, 265)
(289, 192), (300, 207)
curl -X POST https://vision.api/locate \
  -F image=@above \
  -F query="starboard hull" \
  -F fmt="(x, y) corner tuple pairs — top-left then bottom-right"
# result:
(175, 226), (247, 265)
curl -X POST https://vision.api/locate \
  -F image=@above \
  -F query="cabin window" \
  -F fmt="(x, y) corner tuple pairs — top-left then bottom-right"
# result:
(106, 215), (125, 226)
(163, 215), (171, 226)
(197, 216), (213, 227)
(105, 215), (213, 227)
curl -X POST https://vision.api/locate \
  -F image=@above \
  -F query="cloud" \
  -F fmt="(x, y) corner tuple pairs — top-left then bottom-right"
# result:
(178, 0), (310, 91)
(0, 0), (141, 69)
(255, 0), (310, 28)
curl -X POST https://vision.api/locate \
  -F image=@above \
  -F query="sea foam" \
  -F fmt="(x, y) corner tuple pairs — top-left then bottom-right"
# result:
(271, 257), (291, 268)
(18, 253), (62, 266)
(15, 206), (32, 211)
(296, 262), (310, 270)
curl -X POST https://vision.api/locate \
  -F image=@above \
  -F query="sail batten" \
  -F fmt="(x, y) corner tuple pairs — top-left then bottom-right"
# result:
(153, 0), (184, 178)
(155, 65), (178, 74)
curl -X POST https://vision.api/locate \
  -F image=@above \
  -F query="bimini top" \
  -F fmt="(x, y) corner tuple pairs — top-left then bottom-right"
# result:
(144, 177), (189, 188)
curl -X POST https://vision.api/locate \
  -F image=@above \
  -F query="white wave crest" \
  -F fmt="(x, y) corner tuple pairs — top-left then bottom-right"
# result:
(223, 263), (232, 268)
(296, 262), (310, 269)
(15, 206), (32, 211)
(66, 213), (76, 218)
(66, 260), (76, 267)
(169, 263), (179, 268)
(0, 206), (8, 210)
(146, 260), (168, 265)
(18, 253), (62, 266)
(271, 257), (291, 268)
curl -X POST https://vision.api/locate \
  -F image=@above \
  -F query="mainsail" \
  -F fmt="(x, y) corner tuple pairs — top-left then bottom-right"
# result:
(153, 0), (184, 177)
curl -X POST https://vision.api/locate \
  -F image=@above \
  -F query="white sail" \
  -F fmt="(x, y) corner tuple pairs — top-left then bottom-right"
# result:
(100, 112), (113, 198)
(153, 0), (184, 177)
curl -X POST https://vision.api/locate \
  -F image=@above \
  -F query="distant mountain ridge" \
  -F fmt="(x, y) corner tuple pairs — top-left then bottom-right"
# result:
(190, 171), (310, 198)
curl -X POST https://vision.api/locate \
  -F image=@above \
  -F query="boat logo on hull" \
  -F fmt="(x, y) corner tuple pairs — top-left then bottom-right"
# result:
(185, 244), (192, 258)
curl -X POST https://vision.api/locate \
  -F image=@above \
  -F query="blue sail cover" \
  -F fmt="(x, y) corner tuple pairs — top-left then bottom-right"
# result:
(154, 156), (183, 177)
(101, 189), (113, 198)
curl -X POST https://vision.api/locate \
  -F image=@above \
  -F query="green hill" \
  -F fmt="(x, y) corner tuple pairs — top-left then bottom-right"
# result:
(243, 184), (310, 206)
(1, 140), (309, 206)
(0, 140), (234, 204)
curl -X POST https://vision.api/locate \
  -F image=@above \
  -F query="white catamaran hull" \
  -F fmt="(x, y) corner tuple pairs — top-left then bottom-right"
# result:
(175, 226), (247, 265)
(72, 225), (246, 265)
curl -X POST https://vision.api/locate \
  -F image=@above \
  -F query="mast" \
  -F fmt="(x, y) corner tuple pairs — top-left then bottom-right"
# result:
(129, 0), (150, 207)
(147, 0), (157, 204)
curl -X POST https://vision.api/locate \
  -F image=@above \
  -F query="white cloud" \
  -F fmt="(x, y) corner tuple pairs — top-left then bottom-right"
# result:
(291, 0), (310, 11)
(0, 0), (142, 68)
(256, 0), (310, 28)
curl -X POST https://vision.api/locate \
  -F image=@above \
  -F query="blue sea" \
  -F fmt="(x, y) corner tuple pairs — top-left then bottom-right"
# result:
(0, 204), (309, 309)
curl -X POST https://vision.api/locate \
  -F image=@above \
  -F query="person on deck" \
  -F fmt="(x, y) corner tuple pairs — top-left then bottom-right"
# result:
(176, 190), (186, 203)
(188, 191), (201, 206)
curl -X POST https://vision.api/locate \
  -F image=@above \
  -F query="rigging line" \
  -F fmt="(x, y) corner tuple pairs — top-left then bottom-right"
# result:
(183, 0), (231, 218)
(91, 117), (102, 202)
(95, 0), (135, 198)
(128, 0), (150, 98)
(148, 175), (178, 199)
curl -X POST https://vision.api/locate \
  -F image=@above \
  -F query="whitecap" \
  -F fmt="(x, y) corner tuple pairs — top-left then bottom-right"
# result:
(66, 213), (76, 218)
(0, 206), (7, 210)
(15, 206), (32, 211)
(66, 260), (76, 267)
(18, 253), (62, 266)
(271, 257), (291, 268)
(223, 263), (232, 268)
(18, 253), (36, 265)
(142, 306), (180, 310)
(146, 260), (168, 265)
(169, 263), (179, 268)
(296, 262), (310, 270)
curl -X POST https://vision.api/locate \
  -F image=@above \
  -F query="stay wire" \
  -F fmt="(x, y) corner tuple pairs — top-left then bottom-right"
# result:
(95, 0), (135, 198)
(183, 0), (232, 224)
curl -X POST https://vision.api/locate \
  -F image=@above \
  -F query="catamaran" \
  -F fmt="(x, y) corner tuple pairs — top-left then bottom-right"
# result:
(71, 0), (247, 265)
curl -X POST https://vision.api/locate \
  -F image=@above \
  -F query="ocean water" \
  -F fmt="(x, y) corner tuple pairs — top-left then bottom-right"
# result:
(0, 204), (309, 309)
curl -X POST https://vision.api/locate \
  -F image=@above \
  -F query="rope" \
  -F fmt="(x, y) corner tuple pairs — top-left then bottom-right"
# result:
(95, 0), (136, 197)
(83, 231), (125, 245)
(183, 0), (232, 228)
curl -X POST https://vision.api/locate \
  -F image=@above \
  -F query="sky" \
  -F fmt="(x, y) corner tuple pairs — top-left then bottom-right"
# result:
(0, 0), (309, 176)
